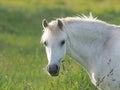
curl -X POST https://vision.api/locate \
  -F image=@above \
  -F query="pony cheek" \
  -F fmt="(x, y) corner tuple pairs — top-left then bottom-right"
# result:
(63, 46), (66, 57)
(59, 48), (66, 62)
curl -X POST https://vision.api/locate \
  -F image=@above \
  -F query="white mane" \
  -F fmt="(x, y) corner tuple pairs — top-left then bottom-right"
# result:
(48, 14), (120, 32)
(62, 14), (97, 21)
(56, 13), (107, 25)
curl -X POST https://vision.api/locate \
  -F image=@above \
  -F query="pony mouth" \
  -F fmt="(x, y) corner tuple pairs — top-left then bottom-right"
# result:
(48, 69), (59, 76)
(49, 72), (59, 76)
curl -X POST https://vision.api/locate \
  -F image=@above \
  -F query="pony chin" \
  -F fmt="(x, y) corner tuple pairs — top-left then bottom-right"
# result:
(47, 70), (59, 77)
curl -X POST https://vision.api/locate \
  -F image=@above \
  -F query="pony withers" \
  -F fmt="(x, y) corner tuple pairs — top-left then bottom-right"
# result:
(41, 15), (120, 90)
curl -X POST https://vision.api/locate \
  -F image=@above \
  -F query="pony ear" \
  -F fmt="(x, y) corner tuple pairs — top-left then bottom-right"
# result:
(42, 19), (48, 28)
(57, 19), (63, 29)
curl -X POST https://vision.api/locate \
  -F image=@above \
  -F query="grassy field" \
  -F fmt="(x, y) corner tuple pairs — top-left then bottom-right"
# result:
(0, 0), (120, 90)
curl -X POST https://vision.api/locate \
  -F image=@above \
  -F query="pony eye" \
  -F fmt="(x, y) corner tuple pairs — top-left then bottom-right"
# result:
(43, 41), (47, 46)
(61, 40), (65, 46)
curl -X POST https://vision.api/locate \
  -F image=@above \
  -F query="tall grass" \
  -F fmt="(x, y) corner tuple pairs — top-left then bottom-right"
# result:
(0, 0), (120, 90)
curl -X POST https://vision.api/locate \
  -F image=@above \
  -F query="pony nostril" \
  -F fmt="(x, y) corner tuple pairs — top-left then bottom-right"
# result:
(47, 64), (59, 76)
(55, 65), (58, 71)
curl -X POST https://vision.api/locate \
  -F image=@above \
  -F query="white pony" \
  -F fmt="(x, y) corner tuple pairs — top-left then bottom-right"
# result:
(41, 14), (120, 90)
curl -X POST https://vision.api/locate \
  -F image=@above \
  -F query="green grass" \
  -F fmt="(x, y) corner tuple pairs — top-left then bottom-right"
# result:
(0, 0), (120, 90)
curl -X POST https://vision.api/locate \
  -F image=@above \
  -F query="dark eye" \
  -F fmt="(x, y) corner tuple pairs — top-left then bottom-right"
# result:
(61, 40), (65, 46)
(43, 41), (47, 46)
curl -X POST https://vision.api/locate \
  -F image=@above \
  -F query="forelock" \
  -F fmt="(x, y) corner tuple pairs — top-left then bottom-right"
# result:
(46, 20), (61, 33)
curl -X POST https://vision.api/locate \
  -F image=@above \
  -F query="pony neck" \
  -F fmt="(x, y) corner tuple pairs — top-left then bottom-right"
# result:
(64, 20), (111, 73)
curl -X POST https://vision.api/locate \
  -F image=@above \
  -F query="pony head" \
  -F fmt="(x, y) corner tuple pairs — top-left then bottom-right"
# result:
(41, 19), (67, 76)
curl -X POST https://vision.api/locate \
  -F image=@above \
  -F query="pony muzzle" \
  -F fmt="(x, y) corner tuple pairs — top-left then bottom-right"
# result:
(47, 64), (60, 76)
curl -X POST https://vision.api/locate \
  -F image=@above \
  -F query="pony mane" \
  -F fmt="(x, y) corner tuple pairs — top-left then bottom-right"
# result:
(58, 13), (102, 24)
(79, 13), (97, 20)
(47, 13), (108, 28)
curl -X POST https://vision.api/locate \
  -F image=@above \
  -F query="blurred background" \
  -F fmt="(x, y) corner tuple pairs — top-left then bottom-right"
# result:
(0, 0), (120, 90)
